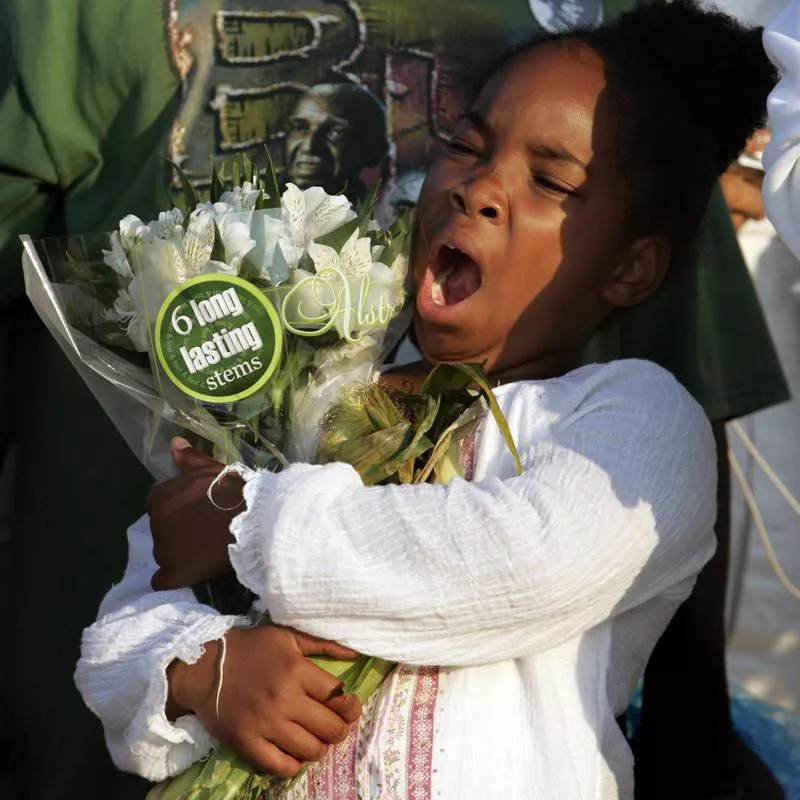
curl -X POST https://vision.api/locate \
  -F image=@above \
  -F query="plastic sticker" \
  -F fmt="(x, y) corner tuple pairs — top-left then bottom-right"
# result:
(155, 274), (283, 403)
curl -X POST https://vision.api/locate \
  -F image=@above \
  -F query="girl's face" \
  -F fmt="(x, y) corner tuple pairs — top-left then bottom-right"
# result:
(411, 43), (646, 380)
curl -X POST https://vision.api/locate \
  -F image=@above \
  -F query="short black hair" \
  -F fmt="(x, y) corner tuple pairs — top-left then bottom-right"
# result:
(483, 0), (777, 271)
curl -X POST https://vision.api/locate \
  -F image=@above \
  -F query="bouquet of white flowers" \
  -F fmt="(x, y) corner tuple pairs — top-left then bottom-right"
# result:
(21, 154), (411, 478)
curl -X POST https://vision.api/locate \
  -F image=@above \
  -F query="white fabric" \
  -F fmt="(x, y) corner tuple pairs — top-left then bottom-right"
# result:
(76, 359), (717, 798)
(763, 0), (800, 260)
(74, 517), (242, 780)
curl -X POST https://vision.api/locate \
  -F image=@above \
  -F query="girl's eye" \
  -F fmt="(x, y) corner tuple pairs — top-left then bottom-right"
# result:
(446, 139), (481, 157)
(532, 173), (578, 197)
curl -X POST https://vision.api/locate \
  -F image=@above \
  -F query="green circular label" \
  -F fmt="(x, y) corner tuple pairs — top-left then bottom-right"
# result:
(155, 275), (283, 403)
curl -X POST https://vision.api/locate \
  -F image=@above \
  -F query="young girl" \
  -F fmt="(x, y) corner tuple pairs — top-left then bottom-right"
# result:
(75, 2), (775, 797)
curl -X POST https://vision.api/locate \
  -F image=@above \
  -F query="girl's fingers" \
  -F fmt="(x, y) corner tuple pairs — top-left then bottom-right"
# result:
(233, 736), (303, 780)
(299, 659), (349, 704)
(271, 721), (330, 764)
(170, 437), (224, 474)
(290, 628), (360, 660)
(293, 697), (353, 746)
(324, 692), (363, 725)
(299, 661), (363, 723)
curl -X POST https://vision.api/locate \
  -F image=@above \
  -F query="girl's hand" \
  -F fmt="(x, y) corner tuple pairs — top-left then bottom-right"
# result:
(167, 625), (362, 778)
(720, 127), (771, 231)
(148, 438), (240, 590)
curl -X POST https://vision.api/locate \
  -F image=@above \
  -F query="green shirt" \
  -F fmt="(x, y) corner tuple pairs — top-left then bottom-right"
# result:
(0, 2), (179, 799)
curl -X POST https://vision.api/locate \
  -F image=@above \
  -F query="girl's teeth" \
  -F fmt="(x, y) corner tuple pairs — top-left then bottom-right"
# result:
(431, 265), (453, 306)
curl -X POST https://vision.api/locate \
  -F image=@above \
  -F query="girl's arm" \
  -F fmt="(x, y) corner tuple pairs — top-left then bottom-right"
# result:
(763, 0), (800, 257)
(74, 515), (241, 781)
(230, 361), (718, 666)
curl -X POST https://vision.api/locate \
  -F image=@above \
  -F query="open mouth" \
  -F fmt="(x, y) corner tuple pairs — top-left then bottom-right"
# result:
(429, 245), (483, 306)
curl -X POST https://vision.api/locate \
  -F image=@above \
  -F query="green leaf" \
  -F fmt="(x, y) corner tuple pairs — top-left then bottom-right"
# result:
(210, 222), (226, 262)
(261, 146), (281, 209)
(357, 181), (381, 236)
(428, 363), (523, 475)
(314, 216), (359, 251)
(308, 655), (360, 680)
(231, 157), (241, 189)
(382, 206), (414, 268)
(147, 759), (205, 800)
(168, 159), (200, 227)
(420, 363), (474, 396)
(332, 421), (433, 485)
(316, 385), (381, 462)
(362, 383), (405, 430)
(387, 391), (440, 462)
(413, 403), (483, 484)
(338, 655), (395, 701)
(242, 151), (258, 188)
(315, 182), (380, 251)
(210, 160), (226, 203)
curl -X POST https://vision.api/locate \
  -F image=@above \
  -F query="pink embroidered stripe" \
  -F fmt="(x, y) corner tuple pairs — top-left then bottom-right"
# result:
(406, 667), (439, 800)
(305, 721), (359, 800)
(331, 723), (359, 800)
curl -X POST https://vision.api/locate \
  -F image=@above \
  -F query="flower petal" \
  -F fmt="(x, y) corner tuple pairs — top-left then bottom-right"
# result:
(336, 231), (373, 279)
(281, 183), (308, 249)
(182, 208), (215, 275)
(119, 215), (148, 249)
(102, 232), (133, 278)
(307, 240), (341, 274)
(307, 190), (356, 238)
(215, 215), (255, 270)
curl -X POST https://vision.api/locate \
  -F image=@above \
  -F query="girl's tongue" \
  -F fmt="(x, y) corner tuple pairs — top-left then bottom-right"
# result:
(431, 249), (482, 306)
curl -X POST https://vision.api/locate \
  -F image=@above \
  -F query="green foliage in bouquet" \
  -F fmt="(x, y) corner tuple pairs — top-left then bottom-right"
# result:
(149, 362), (522, 800)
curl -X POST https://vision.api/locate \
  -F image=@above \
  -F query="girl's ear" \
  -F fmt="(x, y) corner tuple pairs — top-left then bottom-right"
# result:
(601, 236), (670, 309)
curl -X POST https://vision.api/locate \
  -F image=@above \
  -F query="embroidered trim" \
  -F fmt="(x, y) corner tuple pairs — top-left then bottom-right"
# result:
(274, 665), (440, 798)
(406, 668), (439, 800)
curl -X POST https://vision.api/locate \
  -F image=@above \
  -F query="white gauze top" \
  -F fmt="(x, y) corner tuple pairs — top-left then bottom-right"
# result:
(75, 359), (717, 799)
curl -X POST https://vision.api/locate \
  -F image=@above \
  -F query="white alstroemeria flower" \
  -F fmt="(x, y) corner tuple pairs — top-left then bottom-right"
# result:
(247, 209), (290, 282)
(181, 201), (256, 274)
(109, 235), (189, 352)
(356, 261), (406, 331)
(277, 183), (356, 271)
(118, 214), (149, 249)
(305, 232), (405, 340)
(308, 230), (373, 280)
(102, 284), (150, 352)
(214, 212), (255, 272)
(102, 231), (133, 278)
(219, 181), (261, 213)
(149, 208), (184, 243)
(178, 205), (216, 280)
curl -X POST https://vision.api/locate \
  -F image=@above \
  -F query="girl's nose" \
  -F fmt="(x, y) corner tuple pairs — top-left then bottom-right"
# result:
(448, 174), (507, 223)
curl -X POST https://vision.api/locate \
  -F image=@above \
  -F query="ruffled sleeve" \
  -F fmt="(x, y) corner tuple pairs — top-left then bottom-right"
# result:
(74, 515), (242, 782)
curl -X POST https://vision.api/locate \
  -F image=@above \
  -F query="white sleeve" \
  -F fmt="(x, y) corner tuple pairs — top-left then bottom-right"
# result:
(74, 515), (242, 782)
(229, 363), (717, 667)
(763, 0), (800, 259)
